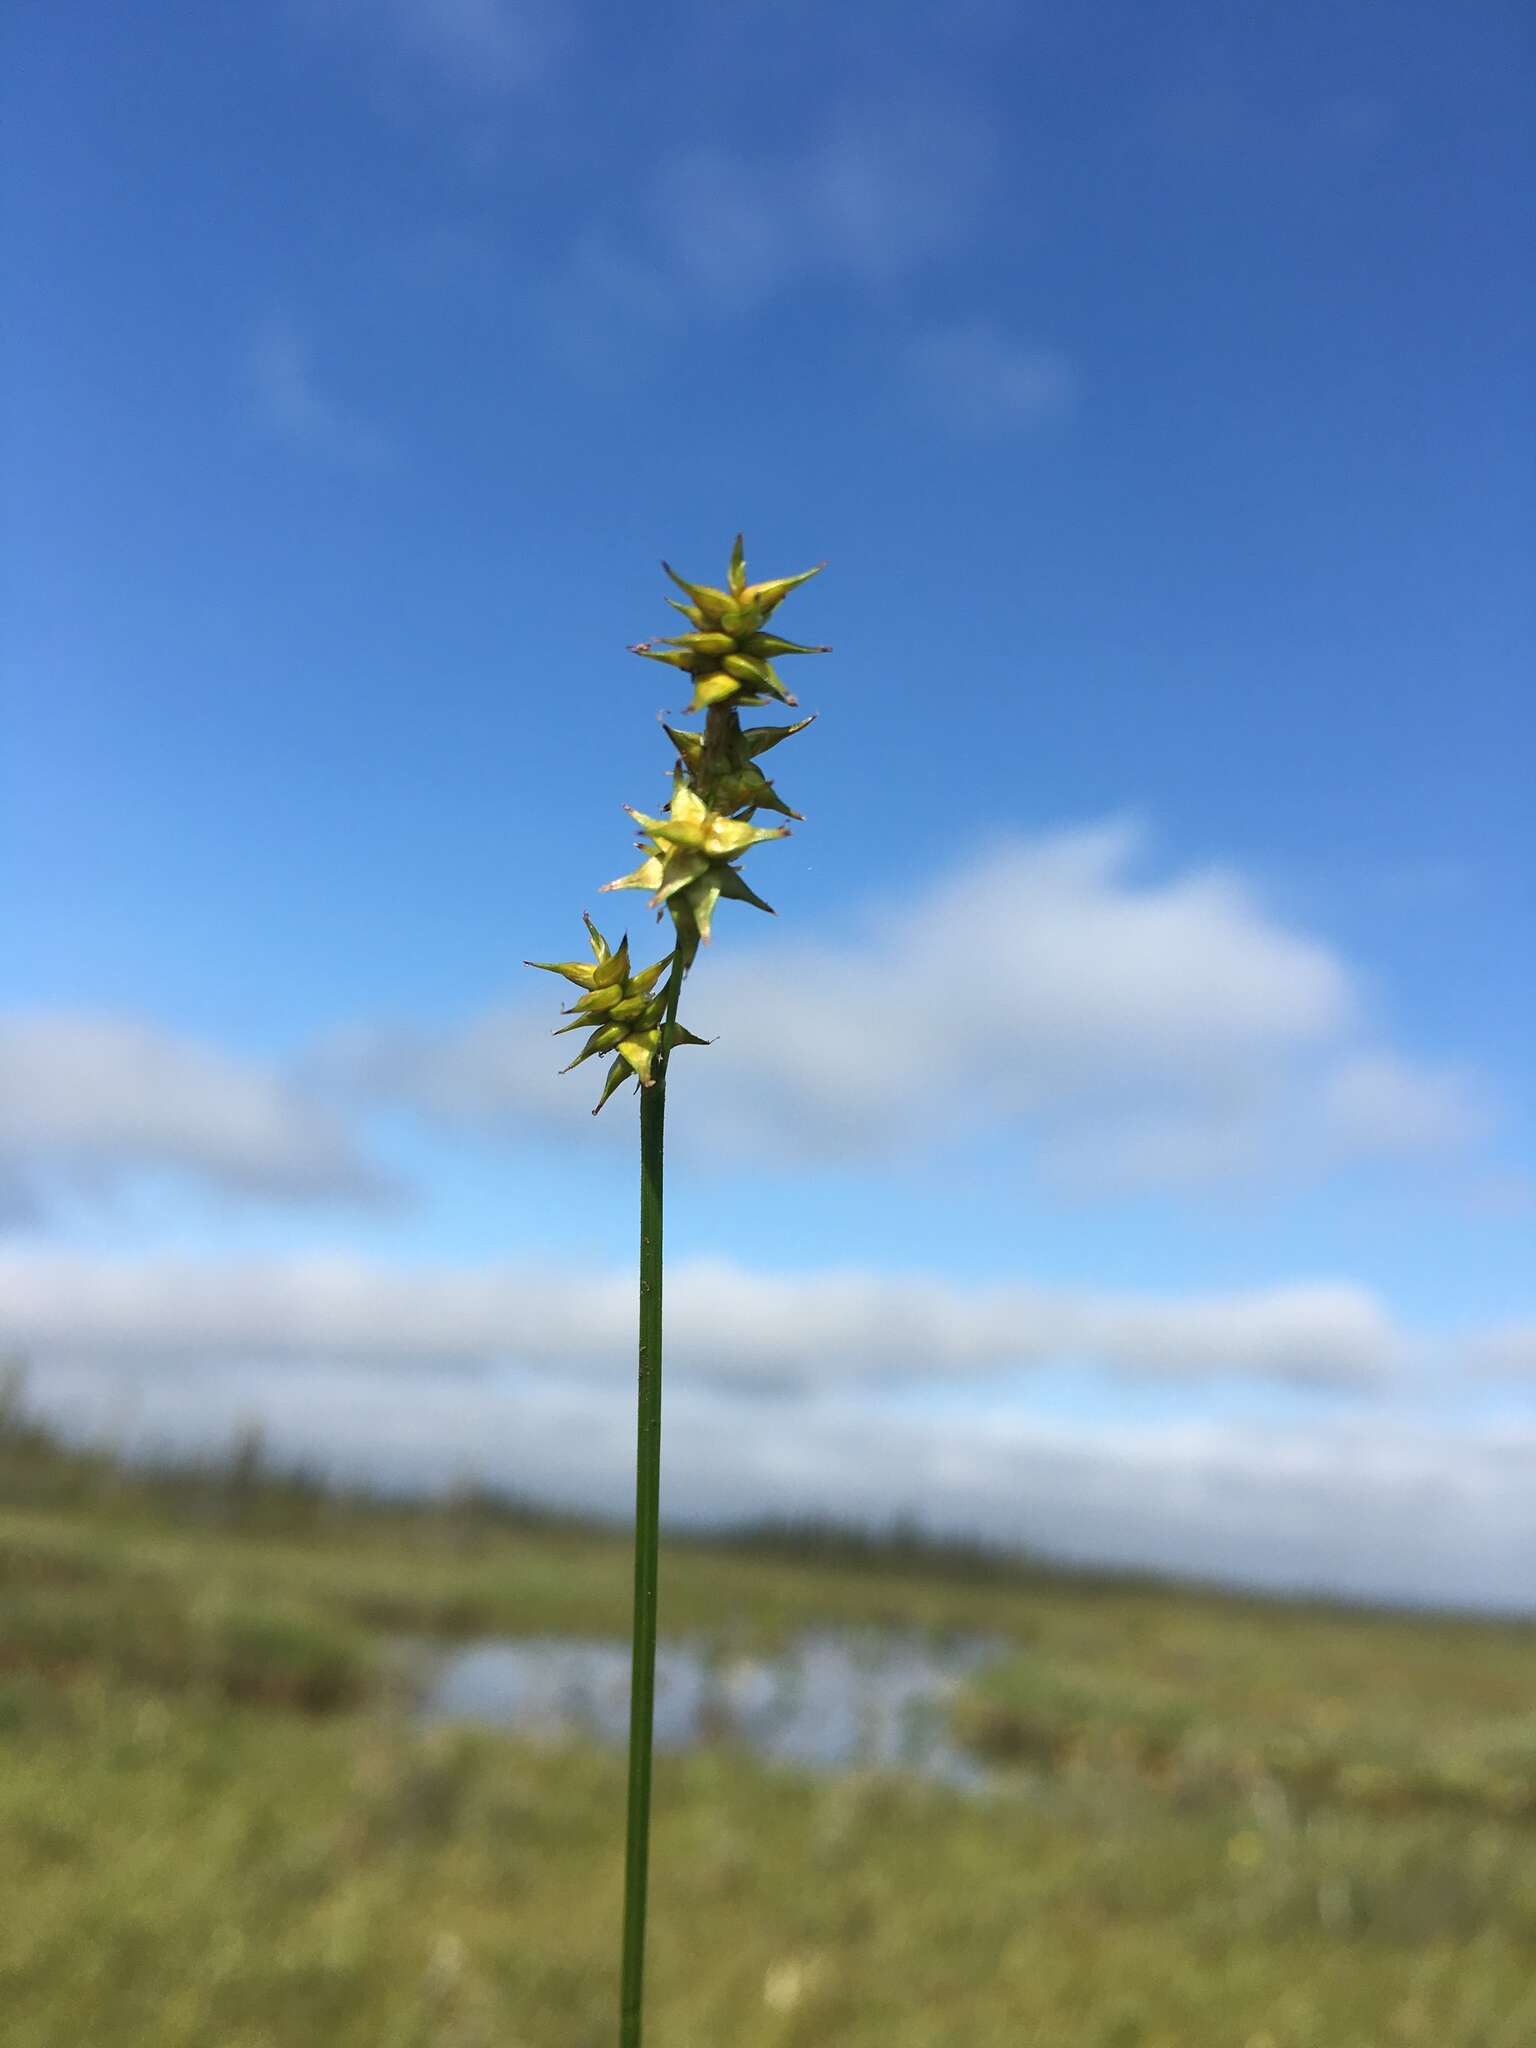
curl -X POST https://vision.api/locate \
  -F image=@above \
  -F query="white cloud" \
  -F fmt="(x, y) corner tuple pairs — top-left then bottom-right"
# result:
(306, 0), (565, 98)
(0, 1167), (42, 1229)
(0, 1014), (397, 1214)
(314, 1004), (566, 1133)
(1319, 1052), (1490, 1156)
(0, 1247), (1398, 1389)
(536, 232), (687, 383)
(1470, 1322), (1536, 1379)
(333, 821), (1482, 1192)
(20, 1350), (1536, 1611)
(382, 0), (555, 93)
(649, 100), (997, 305)
(534, 94), (1031, 386)
(905, 321), (1077, 434)
(248, 317), (391, 468)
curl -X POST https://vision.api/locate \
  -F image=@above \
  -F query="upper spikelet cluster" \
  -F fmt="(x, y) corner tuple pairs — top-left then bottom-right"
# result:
(628, 533), (828, 715)
(529, 536), (826, 1112)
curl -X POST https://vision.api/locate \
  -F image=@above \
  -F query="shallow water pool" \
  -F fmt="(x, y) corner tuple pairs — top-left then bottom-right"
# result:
(416, 1628), (1003, 1787)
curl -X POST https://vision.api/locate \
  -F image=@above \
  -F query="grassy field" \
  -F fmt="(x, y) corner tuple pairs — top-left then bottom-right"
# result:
(3, 1394), (1535, 2046)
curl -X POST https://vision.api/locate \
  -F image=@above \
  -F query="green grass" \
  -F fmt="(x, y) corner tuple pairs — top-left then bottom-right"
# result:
(2, 1402), (1535, 2043)
(954, 1602), (1536, 1828)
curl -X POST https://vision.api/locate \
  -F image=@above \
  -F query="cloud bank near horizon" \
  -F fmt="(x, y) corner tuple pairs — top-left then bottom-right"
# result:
(19, 1350), (1536, 1615)
(0, 1247), (1410, 1389)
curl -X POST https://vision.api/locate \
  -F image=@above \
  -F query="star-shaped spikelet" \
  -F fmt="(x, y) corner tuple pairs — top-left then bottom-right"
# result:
(526, 915), (708, 1113)
(601, 785), (787, 959)
(629, 535), (829, 715)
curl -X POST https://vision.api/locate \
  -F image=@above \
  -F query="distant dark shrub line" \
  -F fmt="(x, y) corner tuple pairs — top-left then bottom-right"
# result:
(4, 1367), (1530, 1629)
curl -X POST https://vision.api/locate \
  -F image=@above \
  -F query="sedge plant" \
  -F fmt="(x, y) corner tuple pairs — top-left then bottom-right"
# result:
(527, 535), (827, 2047)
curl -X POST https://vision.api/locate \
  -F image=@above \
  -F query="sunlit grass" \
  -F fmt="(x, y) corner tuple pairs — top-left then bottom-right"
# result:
(4, 1674), (1535, 2046)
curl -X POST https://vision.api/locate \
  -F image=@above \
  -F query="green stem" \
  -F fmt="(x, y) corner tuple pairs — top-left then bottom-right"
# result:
(619, 957), (684, 2048)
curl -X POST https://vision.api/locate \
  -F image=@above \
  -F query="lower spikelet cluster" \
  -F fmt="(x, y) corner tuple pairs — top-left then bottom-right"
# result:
(528, 535), (826, 1112)
(526, 915), (708, 1114)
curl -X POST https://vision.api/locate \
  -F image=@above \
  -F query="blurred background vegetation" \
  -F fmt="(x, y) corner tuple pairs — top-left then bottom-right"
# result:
(3, 1369), (1534, 2047)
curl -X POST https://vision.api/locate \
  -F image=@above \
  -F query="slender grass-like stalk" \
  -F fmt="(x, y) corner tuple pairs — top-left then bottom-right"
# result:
(619, 964), (680, 2048)
(527, 537), (826, 2048)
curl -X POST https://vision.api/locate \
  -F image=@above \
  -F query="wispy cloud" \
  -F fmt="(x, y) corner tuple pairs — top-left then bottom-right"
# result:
(651, 101), (998, 304)
(904, 319), (1077, 434)
(542, 94), (1002, 368)
(0, 1013), (399, 1216)
(381, 0), (558, 93)
(326, 821), (1488, 1193)
(306, 0), (568, 98)
(1151, 73), (1398, 169)
(247, 316), (392, 468)
(536, 231), (687, 384)
(1319, 1053), (1490, 1158)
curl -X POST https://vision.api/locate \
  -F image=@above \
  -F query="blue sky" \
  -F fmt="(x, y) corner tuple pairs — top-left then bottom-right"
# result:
(3, 0), (1533, 1607)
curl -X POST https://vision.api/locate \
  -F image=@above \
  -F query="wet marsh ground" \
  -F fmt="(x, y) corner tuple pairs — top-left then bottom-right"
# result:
(3, 1409), (1535, 2045)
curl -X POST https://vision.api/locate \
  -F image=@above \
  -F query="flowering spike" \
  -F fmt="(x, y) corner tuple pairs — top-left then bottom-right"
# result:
(535, 918), (704, 1103)
(536, 537), (823, 1105)
(662, 711), (809, 820)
